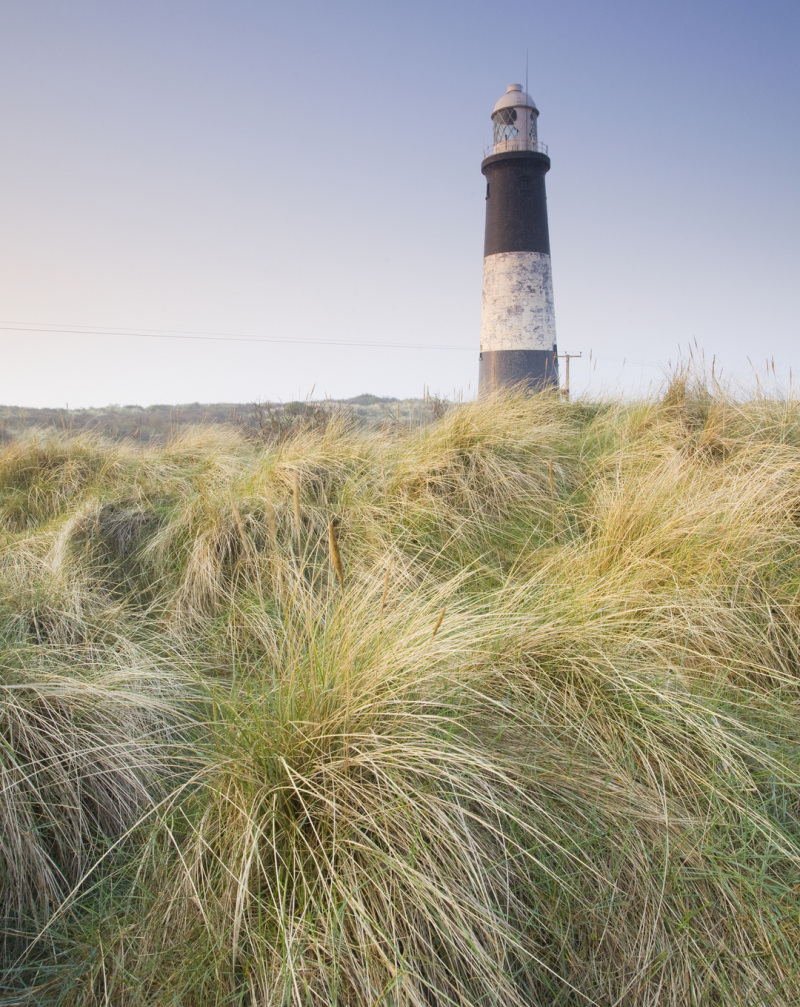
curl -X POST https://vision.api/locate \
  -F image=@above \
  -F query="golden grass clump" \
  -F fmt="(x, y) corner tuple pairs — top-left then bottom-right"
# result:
(385, 390), (576, 523)
(0, 647), (195, 924)
(105, 588), (570, 1006)
(0, 432), (133, 532)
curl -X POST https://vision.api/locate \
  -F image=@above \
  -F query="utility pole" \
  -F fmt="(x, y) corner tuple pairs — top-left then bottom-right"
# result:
(557, 352), (582, 401)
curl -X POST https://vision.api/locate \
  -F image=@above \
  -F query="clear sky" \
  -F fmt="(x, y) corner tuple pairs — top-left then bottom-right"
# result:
(1, 0), (798, 407)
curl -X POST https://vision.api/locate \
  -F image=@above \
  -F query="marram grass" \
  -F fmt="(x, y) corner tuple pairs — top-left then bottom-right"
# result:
(1, 378), (800, 1004)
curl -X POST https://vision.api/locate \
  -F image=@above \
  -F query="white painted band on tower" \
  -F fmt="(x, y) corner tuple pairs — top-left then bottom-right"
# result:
(480, 251), (556, 352)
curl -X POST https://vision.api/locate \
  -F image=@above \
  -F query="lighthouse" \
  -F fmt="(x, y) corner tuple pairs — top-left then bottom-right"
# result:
(479, 84), (558, 393)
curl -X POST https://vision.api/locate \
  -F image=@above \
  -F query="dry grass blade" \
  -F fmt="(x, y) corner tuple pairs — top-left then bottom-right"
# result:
(327, 519), (345, 592)
(292, 469), (301, 545)
(380, 555), (393, 615)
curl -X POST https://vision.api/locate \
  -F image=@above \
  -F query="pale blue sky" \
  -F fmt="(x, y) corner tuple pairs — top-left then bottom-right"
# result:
(1, 0), (798, 406)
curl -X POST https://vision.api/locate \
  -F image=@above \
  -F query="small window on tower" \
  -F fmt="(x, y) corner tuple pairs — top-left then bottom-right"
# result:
(520, 176), (530, 192)
(486, 182), (490, 200)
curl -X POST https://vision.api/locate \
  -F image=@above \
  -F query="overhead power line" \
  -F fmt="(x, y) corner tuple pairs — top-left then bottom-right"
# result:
(0, 322), (474, 352)
(0, 322), (666, 372)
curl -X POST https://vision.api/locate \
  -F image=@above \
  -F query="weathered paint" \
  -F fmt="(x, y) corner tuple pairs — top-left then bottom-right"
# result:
(480, 251), (556, 352)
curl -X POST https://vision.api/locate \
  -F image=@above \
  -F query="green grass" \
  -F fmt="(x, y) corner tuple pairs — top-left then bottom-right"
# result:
(1, 373), (800, 1004)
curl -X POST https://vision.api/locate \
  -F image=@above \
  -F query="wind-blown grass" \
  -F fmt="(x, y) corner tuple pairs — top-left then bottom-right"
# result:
(1, 373), (800, 1004)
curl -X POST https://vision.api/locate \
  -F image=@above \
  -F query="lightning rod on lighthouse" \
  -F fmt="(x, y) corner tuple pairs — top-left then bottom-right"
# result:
(479, 83), (558, 393)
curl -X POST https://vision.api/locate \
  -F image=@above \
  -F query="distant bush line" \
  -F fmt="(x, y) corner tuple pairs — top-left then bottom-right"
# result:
(0, 395), (449, 444)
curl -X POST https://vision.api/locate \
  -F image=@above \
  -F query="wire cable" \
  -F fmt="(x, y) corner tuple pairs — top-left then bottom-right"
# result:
(0, 322), (666, 371)
(0, 323), (474, 352)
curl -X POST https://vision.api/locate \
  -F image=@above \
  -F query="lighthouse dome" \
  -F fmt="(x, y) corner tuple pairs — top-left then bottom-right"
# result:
(492, 83), (538, 115)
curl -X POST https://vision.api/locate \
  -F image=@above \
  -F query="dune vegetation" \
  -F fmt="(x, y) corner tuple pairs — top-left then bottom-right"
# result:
(1, 372), (799, 1005)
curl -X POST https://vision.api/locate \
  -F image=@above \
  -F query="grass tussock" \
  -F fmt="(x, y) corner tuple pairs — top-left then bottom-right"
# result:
(1, 372), (800, 1004)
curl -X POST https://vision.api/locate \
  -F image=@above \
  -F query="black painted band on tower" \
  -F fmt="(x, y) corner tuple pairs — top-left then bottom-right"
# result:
(481, 150), (551, 256)
(479, 348), (558, 391)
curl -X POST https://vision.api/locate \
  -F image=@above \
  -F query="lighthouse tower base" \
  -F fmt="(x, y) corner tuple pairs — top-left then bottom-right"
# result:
(479, 349), (558, 394)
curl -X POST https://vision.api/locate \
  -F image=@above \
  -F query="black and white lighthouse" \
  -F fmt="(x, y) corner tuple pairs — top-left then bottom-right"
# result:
(479, 84), (558, 393)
